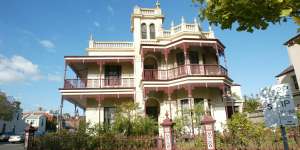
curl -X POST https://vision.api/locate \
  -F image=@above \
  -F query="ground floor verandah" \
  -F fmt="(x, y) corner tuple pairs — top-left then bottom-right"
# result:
(60, 85), (242, 136)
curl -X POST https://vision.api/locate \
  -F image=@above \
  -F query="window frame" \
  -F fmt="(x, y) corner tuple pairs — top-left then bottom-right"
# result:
(104, 107), (116, 125)
(141, 23), (147, 39)
(149, 23), (155, 39)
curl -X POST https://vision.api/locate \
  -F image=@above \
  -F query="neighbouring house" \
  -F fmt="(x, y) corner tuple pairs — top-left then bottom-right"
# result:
(227, 83), (244, 117)
(23, 108), (58, 132)
(59, 2), (242, 135)
(284, 34), (300, 88)
(0, 92), (26, 134)
(23, 113), (46, 134)
(63, 116), (84, 131)
(276, 66), (300, 109)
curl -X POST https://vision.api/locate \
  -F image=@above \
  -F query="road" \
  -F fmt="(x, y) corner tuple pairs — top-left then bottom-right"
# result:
(0, 142), (24, 150)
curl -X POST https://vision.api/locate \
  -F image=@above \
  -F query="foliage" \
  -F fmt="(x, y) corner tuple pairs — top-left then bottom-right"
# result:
(110, 102), (158, 136)
(193, 0), (300, 32)
(226, 113), (253, 148)
(46, 118), (57, 132)
(33, 121), (157, 150)
(174, 102), (205, 137)
(243, 96), (261, 113)
(0, 94), (17, 121)
(131, 116), (158, 136)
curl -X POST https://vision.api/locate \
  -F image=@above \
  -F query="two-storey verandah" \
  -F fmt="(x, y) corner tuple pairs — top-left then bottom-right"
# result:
(59, 56), (135, 126)
(141, 38), (232, 133)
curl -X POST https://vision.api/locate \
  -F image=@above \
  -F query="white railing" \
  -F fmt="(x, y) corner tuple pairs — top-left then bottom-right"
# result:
(163, 30), (171, 37)
(140, 8), (155, 15)
(159, 22), (214, 39)
(173, 24), (182, 33)
(90, 41), (134, 49)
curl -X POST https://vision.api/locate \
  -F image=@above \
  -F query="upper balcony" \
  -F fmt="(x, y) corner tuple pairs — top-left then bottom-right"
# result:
(61, 56), (135, 90)
(64, 78), (134, 89)
(143, 64), (227, 81)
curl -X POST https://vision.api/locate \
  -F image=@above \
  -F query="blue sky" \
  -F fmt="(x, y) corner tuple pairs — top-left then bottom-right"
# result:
(0, 0), (298, 114)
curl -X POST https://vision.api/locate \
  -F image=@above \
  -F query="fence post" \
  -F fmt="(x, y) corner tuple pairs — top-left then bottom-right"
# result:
(157, 136), (163, 150)
(201, 115), (216, 150)
(24, 123), (36, 150)
(160, 112), (175, 150)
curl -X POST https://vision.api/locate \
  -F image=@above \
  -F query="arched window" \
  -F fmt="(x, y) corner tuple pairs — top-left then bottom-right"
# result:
(141, 23), (147, 39)
(150, 24), (155, 39)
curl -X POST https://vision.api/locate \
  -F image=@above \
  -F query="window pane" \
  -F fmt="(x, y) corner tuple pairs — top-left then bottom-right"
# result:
(141, 24), (147, 39)
(104, 107), (116, 124)
(150, 24), (155, 39)
(181, 99), (189, 110)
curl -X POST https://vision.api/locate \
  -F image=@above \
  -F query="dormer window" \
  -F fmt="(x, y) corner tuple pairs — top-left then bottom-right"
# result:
(150, 24), (155, 39)
(141, 23), (147, 39)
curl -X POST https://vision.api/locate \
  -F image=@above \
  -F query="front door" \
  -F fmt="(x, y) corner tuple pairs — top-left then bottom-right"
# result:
(146, 107), (159, 121)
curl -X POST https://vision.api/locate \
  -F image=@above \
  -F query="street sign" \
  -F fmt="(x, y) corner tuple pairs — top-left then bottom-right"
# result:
(260, 84), (298, 127)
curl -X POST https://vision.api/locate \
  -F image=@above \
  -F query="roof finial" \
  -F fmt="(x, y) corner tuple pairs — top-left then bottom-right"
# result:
(89, 33), (93, 41)
(171, 20), (174, 28)
(181, 16), (185, 24)
(209, 24), (213, 32)
(156, 0), (160, 8)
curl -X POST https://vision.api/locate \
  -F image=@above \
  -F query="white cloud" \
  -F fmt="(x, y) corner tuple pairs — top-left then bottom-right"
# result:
(107, 5), (114, 15)
(39, 40), (55, 49)
(0, 55), (41, 83)
(19, 29), (56, 52)
(94, 21), (100, 27)
(47, 73), (62, 82)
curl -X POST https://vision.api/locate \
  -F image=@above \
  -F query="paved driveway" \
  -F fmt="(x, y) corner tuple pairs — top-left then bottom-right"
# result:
(0, 142), (24, 150)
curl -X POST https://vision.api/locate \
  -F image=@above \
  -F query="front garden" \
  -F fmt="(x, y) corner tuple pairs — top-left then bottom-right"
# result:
(32, 102), (300, 150)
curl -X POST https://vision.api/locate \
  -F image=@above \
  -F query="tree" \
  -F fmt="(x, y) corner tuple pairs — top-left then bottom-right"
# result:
(0, 94), (17, 121)
(243, 96), (261, 113)
(193, 0), (300, 32)
(226, 113), (267, 149)
(113, 102), (158, 136)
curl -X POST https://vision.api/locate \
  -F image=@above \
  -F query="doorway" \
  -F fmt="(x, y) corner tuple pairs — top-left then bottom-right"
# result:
(145, 99), (160, 122)
(144, 56), (158, 80)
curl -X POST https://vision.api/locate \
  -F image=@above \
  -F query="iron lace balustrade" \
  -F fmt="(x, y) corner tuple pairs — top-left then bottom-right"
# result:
(64, 78), (134, 89)
(143, 64), (227, 81)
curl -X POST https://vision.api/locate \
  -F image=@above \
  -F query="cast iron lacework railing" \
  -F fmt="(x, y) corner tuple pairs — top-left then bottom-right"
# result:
(64, 78), (134, 89)
(143, 64), (227, 81)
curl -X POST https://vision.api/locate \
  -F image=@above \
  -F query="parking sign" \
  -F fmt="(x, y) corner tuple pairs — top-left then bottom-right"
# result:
(260, 84), (298, 127)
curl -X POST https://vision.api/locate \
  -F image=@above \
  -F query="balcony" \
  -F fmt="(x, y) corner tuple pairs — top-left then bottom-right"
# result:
(63, 78), (134, 89)
(143, 64), (227, 81)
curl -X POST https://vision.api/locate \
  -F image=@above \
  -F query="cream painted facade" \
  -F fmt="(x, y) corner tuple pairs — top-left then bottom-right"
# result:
(59, 3), (242, 135)
(285, 34), (300, 89)
(276, 66), (300, 108)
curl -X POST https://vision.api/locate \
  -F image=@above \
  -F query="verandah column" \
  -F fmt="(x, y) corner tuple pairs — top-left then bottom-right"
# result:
(188, 85), (195, 136)
(167, 87), (172, 119)
(98, 61), (103, 88)
(59, 97), (64, 131)
(164, 49), (169, 80)
(183, 43), (190, 75)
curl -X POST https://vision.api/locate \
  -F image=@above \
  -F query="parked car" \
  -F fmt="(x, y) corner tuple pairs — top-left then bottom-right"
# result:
(8, 134), (24, 143)
(0, 132), (13, 142)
